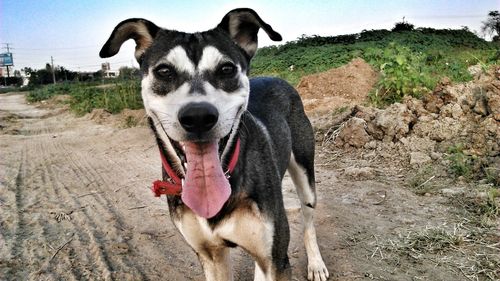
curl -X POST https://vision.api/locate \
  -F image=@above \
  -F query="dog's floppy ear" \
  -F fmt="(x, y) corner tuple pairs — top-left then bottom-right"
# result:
(99, 18), (160, 61)
(217, 8), (282, 58)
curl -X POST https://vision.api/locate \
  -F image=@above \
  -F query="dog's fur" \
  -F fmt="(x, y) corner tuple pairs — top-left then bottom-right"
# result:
(100, 8), (329, 281)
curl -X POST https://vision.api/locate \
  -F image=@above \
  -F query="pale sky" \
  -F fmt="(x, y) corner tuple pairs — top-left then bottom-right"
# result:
(1, 0), (498, 72)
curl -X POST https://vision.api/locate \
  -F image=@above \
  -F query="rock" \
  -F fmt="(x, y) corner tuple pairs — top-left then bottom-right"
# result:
(467, 64), (483, 78)
(440, 103), (463, 119)
(344, 167), (376, 180)
(486, 90), (500, 121)
(473, 97), (489, 116)
(423, 93), (444, 113)
(404, 96), (427, 117)
(430, 151), (442, 160)
(410, 152), (431, 166)
(413, 117), (462, 142)
(336, 117), (370, 148)
(440, 188), (466, 196)
(354, 105), (378, 122)
(111, 242), (129, 254)
(373, 103), (415, 142)
(364, 140), (377, 150)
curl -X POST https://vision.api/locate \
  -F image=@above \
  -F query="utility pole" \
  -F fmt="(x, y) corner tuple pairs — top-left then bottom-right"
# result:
(51, 56), (56, 84)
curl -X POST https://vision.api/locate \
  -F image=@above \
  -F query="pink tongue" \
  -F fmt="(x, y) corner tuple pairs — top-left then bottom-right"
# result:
(181, 141), (231, 218)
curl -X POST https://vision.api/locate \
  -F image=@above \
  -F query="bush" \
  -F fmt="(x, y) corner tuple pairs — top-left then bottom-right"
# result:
(392, 22), (415, 32)
(26, 81), (143, 115)
(365, 43), (434, 105)
(1, 77), (23, 87)
(27, 83), (72, 102)
(69, 82), (142, 115)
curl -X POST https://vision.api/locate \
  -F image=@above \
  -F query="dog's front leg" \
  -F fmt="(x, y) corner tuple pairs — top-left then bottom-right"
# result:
(196, 246), (233, 281)
(172, 212), (233, 281)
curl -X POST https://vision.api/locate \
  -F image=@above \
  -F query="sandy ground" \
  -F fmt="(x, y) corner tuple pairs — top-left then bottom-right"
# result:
(0, 92), (493, 281)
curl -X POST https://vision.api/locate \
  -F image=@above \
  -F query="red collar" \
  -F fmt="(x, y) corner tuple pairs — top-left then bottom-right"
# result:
(152, 138), (241, 197)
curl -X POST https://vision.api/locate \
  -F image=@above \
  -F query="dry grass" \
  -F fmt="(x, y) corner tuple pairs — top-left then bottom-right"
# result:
(369, 189), (500, 280)
(372, 223), (499, 280)
(407, 164), (439, 195)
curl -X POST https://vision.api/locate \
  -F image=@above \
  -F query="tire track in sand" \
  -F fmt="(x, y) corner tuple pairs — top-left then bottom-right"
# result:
(5, 146), (28, 280)
(41, 132), (149, 280)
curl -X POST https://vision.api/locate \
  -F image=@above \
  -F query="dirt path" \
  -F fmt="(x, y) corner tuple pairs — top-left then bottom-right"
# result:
(0, 92), (495, 281)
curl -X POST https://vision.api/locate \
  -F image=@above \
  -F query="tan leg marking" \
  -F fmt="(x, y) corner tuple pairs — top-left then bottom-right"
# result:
(288, 153), (329, 281)
(174, 201), (280, 281)
(173, 208), (233, 281)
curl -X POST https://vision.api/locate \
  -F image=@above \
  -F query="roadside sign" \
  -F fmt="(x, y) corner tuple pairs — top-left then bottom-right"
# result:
(0, 53), (14, 66)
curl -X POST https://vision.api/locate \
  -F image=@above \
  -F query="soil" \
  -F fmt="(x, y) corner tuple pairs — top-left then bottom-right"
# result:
(1, 63), (499, 281)
(296, 58), (379, 114)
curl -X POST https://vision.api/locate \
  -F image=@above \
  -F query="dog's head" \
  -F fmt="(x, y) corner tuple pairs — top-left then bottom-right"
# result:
(100, 8), (282, 218)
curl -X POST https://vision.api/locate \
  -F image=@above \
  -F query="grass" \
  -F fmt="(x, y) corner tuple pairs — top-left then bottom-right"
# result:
(26, 81), (142, 116)
(452, 189), (500, 228)
(375, 178), (500, 280)
(445, 143), (500, 187)
(394, 226), (464, 256)
(26, 83), (72, 102)
(375, 221), (500, 280)
(447, 144), (473, 178)
(407, 164), (438, 195)
(68, 82), (142, 115)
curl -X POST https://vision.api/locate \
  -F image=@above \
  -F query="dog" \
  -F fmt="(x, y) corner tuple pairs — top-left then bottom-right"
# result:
(100, 8), (329, 281)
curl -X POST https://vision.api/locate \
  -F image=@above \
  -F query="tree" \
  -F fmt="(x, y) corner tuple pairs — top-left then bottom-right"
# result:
(481, 10), (500, 41)
(392, 21), (414, 32)
(119, 66), (140, 80)
(26, 64), (77, 86)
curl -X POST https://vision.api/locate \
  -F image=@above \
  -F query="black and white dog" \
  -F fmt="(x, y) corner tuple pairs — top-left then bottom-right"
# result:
(100, 8), (329, 281)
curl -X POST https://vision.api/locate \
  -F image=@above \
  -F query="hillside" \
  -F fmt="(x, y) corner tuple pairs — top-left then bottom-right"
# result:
(251, 27), (500, 100)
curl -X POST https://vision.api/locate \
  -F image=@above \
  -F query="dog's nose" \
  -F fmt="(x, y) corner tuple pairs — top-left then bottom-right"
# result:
(178, 102), (219, 133)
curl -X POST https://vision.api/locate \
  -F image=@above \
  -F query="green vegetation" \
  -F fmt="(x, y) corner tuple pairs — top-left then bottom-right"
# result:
(251, 27), (499, 104)
(27, 83), (73, 102)
(447, 144), (473, 178)
(68, 82), (142, 115)
(444, 143), (500, 189)
(27, 81), (142, 116)
(408, 164), (437, 195)
(366, 43), (435, 106)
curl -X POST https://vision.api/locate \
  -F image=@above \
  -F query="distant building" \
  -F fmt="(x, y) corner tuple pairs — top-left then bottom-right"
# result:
(19, 69), (29, 86)
(101, 62), (110, 71)
(101, 62), (119, 78)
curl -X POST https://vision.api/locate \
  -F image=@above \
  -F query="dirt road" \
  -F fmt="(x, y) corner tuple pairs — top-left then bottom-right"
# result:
(0, 92), (494, 280)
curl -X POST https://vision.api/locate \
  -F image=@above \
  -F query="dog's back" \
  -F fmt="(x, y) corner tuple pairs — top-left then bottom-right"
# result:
(248, 77), (316, 191)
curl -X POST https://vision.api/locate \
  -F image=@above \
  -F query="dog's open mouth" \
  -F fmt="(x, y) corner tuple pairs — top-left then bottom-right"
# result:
(174, 140), (231, 219)
(150, 110), (237, 218)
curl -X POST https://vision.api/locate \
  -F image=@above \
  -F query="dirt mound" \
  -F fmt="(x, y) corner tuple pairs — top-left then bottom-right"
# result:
(87, 108), (112, 124)
(297, 58), (379, 113)
(87, 108), (148, 128)
(317, 66), (500, 180)
(118, 108), (148, 127)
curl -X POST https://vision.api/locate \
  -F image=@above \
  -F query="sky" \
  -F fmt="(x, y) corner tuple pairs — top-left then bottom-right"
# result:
(0, 0), (498, 72)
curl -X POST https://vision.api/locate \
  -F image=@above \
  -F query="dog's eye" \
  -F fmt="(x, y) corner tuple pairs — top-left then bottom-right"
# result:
(217, 63), (236, 77)
(155, 65), (176, 81)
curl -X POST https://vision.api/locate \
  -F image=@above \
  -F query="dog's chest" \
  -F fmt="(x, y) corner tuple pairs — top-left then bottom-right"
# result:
(173, 202), (274, 254)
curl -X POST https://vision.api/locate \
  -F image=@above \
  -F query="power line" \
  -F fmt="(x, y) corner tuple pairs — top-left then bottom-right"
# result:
(11, 45), (98, 51)
(408, 14), (486, 19)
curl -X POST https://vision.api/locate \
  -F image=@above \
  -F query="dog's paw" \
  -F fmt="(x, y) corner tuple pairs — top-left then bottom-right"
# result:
(307, 259), (329, 281)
